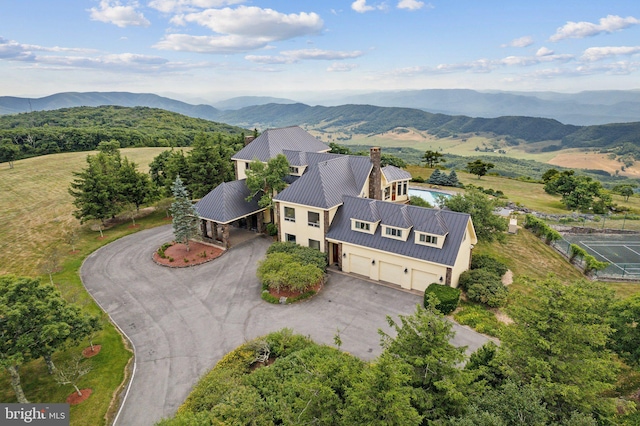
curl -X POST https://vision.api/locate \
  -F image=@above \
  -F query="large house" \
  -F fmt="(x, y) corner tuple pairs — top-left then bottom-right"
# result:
(195, 126), (477, 291)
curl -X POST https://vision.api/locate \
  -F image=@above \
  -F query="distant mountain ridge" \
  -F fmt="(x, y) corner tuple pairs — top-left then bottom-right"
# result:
(1, 91), (639, 150)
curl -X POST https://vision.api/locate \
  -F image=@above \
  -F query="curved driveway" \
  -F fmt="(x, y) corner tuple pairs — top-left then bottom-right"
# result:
(82, 225), (490, 426)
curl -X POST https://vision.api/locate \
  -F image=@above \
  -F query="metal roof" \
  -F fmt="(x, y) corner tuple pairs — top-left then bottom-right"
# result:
(232, 126), (329, 162)
(382, 165), (412, 182)
(326, 196), (470, 267)
(194, 179), (264, 224)
(274, 153), (372, 209)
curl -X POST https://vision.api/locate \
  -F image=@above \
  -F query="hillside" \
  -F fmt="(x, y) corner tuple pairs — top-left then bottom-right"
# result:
(0, 106), (247, 158)
(218, 103), (640, 149)
(0, 91), (221, 121)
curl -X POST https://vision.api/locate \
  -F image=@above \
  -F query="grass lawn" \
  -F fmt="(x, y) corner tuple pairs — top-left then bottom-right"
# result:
(0, 148), (173, 425)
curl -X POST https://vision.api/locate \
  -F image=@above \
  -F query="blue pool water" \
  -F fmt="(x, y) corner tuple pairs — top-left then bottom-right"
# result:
(408, 188), (452, 206)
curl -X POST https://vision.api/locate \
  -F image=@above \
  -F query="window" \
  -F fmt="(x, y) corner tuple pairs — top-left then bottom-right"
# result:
(354, 221), (370, 231)
(384, 187), (391, 200)
(398, 181), (407, 196)
(309, 239), (321, 250)
(289, 166), (299, 174)
(245, 162), (250, 169)
(284, 207), (295, 222)
(285, 233), (296, 243)
(308, 211), (320, 227)
(385, 227), (402, 238)
(419, 234), (438, 245)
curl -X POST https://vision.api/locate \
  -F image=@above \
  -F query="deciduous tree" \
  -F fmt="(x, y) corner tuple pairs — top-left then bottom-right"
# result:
(444, 189), (507, 242)
(466, 159), (494, 179)
(245, 154), (290, 208)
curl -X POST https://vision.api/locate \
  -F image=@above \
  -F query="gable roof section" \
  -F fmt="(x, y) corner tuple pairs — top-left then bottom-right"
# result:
(194, 179), (264, 224)
(326, 196), (470, 266)
(382, 165), (412, 182)
(232, 126), (329, 162)
(274, 154), (372, 209)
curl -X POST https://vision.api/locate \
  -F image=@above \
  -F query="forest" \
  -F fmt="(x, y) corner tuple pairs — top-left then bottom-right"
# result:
(0, 106), (247, 160)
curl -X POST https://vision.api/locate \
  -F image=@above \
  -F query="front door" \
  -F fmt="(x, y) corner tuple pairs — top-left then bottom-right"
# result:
(332, 243), (340, 266)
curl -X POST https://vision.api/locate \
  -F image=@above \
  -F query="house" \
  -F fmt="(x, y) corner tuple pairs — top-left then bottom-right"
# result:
(194, 126), (477, 290)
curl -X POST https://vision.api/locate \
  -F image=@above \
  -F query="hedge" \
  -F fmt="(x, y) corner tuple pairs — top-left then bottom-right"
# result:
(424, 284), (460, 315)
(470, 253), (508, 277)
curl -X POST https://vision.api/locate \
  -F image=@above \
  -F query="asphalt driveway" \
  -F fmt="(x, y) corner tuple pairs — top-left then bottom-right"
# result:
(81, 225), (490, 426)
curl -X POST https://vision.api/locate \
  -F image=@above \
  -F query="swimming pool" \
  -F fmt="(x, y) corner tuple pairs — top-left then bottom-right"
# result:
(408, 188), (452, 206)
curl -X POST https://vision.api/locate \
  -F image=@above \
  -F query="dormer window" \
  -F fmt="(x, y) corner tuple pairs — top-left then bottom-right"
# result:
(415, 232), (444, 247)
(289, 166), (299, 174)
(351, 219), (377, 234)
(385, 227), (402, 238)
(355, 221), (370, 231)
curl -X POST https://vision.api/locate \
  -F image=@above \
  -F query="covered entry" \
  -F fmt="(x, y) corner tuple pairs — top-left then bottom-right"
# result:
(194, 180), (268, 249)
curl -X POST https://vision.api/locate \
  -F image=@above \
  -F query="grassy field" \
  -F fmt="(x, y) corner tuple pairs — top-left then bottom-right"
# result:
(0, 148), (173, 425)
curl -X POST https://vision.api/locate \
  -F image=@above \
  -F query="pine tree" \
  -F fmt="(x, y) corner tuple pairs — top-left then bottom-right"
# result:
(171, 176), (199, 251)
(427, 169), (443, 184)
(447, 170), (460, 186)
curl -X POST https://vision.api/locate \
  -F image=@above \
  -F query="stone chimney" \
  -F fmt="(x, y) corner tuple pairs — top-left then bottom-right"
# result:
(244, 135), (256, 146)
(368, 147), (382, 200)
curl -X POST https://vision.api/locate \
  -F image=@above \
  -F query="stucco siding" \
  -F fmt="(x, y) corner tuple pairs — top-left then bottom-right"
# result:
(448, 219), (476, 288)
(278, 202), (326, 251)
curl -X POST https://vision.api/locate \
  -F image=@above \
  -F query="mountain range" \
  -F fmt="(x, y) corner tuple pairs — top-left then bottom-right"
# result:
(2, 89), (640, 126)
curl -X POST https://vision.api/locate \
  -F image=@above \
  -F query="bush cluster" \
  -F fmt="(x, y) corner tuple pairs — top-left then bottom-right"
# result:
(258, 243), (327, 294)
(266, 242), (327, 272)
(569, 244), (609, 274)
(458, 254), (509, 308)
(424, 284), (460, 315)
(523, 214), (561, 244)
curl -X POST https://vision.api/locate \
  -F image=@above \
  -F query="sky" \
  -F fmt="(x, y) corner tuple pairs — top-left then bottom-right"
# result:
(1, 0), (639, 102)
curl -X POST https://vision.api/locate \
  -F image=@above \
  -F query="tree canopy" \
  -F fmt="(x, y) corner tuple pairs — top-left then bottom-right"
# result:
(444, 188), (507, 242)
(422, 150), (446, 168)
(466, 159), (495, 179)
(245, 154), (290, 209)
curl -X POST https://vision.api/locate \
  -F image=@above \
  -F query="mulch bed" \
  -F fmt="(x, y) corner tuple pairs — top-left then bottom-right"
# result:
(66, 389), (92, 405)
(268, 279), (324, 300)
(83, 345), (102, 358)
(153, 241), (224, 267)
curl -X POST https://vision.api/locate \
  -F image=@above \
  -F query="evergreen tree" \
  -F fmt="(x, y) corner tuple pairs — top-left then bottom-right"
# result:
(68, 151), (122, 223)
(119, 157), (157, 211)
(379, 304), (473, 422)
(447, 170), (460, 186)
(499, 278), (618, 420)
(171, 176), (199, 251)
(427, 169), (443, 184)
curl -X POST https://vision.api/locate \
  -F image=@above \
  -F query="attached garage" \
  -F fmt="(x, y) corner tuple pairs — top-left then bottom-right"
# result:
(349, 254), (371, 277)
(411, 269), (438, 293)
(379, 261), (403, 286)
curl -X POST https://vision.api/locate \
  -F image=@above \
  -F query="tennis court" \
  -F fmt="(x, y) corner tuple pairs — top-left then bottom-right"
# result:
(562, 233), (640, 278)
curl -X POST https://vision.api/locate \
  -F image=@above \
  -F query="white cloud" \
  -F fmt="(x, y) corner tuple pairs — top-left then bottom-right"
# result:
(536, 47), (554, 57)
(351, 0), (384, 13)
(397, 0), (431, 11)
(154, 34), (269, 53)
(327, 63), (358, 72)
(245, 49), (363, 64)
(501, 36), (533, 48)
(147, 0), (244, 14)
(0, 37), (209, 73)
(582, 46), (640, 61)
(550, 15), (640, 42)
(89, 0), (150, 27)
(156, 6), (324, 53)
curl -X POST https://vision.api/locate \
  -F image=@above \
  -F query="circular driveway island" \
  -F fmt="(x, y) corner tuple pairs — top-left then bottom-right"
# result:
(81, 225), (490, 426)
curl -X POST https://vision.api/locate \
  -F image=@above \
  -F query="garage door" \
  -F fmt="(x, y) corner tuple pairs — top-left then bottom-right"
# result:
(350, 254), (370, 277)
(379, 261), (403, 286)
(411, 270), (438, 292)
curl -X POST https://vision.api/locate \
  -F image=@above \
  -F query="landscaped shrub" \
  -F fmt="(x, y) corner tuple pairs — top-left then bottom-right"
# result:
(267, 241), (327, 271)
(265, 222), (278, 236)
(424, 284), (460, 315)
(470, 254), (508, 277)
(258, 249), (324, 294)
(458, 269), (508, 308)
(453, 303), (503, 337)
(467, 280), (508, 308)
(411, 176), (425, 183)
